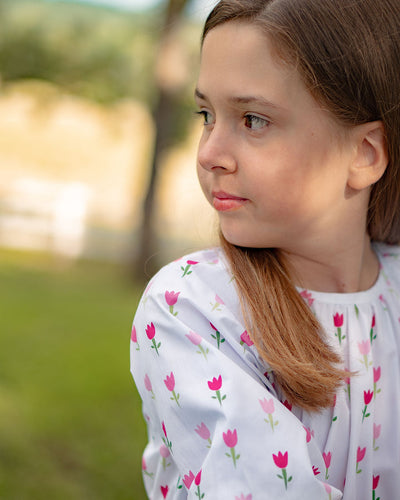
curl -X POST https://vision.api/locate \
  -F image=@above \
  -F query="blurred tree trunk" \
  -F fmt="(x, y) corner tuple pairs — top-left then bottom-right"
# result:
(134, 0), (190, 281)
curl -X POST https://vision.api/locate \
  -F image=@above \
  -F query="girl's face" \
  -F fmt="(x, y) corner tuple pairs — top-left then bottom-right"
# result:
(196, 21), (361, 252)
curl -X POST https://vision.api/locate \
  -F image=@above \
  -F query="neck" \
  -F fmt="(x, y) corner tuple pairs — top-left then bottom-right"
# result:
(283, 234), (379, 293)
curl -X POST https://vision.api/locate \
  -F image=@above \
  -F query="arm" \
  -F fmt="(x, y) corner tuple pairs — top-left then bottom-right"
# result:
(130, 252), (341, 499)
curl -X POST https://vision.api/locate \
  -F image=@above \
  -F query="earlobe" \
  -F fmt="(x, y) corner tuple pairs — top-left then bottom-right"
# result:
(347, 121), (388, 191)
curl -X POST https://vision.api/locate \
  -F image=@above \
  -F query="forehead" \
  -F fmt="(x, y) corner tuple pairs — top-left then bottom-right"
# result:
(198, 21), (305, 106)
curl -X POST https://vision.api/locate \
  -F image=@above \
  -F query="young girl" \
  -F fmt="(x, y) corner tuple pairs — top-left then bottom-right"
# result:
(131, 0), (400, 498)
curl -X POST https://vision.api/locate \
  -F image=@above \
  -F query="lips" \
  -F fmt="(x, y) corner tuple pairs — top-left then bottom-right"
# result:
(212, 191), (248, 212)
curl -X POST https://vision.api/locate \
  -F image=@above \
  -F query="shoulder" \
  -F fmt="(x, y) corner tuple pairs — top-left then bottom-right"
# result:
(139, 247), (240, 317)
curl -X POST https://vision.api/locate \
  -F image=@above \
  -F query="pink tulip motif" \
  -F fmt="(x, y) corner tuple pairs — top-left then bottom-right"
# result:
(181, 260), (198, 277)
(159, 444), (171, 470)
(259, 398), (279, 431)
(210, 294), (225, 312)
(373, 475), (380, 500)
(312, 465), (320, 476)
(161, 421), (172, 452)
(208, 375), (226, 405)
(186, 331), (209, 360)
(131, 325), (140, 350)
(370, 314), (377, 343)
(183, 471), (195, 489)
(333, 313), (345, 345)
(210, 322), (225, 349)
(323, 483), (332, 500)
(223, 429), (240, 468)
(358, 340), (371, 370)
(373, 366), (381, 398)
(164, 372), (181, 407)
(160, 485), (169, 499)
(379, 294), (388, 311)
(165, 291), (180, 316)
(323, 451), (332, 480)
(146, 323), (161, 355)
(362, 390), (373, 422)
(182, 470), (204, 498)
(373, 423), (381, 451)
(300, 290), (314, 307)
(240, 331), (254, 348)
(194, 423), (212, 448)
(142, 456), (154, 478)
(303, 426), (314, 444)
(235, 495), (252, 500)
(272, 451), (292, 490)
(283, 400), (293, 412)
(356, 446), (366, 474)
(144, 374), (155, 399)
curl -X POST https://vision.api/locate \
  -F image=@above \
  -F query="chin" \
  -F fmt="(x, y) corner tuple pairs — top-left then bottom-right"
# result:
(220, 227), (270, 249)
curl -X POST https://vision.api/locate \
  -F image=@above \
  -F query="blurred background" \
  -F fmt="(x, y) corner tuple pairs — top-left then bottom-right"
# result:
(0, 0), (217, 497)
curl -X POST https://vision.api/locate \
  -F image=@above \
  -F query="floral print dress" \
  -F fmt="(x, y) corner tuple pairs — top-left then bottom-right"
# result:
(130, 242), (400, 500)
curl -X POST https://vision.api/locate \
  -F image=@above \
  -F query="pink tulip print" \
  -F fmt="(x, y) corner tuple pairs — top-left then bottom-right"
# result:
(358, 340), (371, 370)
(183, 471), (195, 489)
(300, 289), (314, 307)
(373, 366), (381, 398)
(161, 421), (172, 452)
(240, 331), (254, 347)
(370, 314), (377, 343)
(144, 374), (155, 399)
(323, 483), (332, 500)
(362, 390), (373, 422)
(235, 495), (252, 500)
(210, 294), (225, 312)
(142, 456), (154, 478)
(181, 259), (198, 277)
(373, 475), (380, 500)
(356, 446), (366, 474)
(210, 322), (225, 349)
(159, 444), (171, 470)
(186, 331), (209, 360)
(333, 313), (345, 345)
(195, 423), (212, 448)
(183, 470), (204, 498)
(165, 290), (180, 316)
(146, 323), (161, 355)
(223, 429), (240, 468)
(272, 451), (292, 490)
(164, 372), (181, 407)
(323, 452), (332, 480)
(160, 485), (169, 499)
(373, 423), (381, 451)
(208, 375), (226, 405)
(131, 325), (140, 350)
(259, 398), (279, 431)
(303, 426), (314, 444)
(379, 294), (388, 311)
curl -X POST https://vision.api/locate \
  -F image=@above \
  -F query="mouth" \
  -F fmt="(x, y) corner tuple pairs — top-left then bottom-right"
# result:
(212, 191), (248, 212)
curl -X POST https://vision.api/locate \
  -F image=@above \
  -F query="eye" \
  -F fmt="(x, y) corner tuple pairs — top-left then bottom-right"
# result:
(244, 114), (269, 130)
(195, 110), (213, 126)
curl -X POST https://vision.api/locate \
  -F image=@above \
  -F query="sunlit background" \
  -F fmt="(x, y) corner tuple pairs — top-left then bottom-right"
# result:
(0, 0), (217, 497)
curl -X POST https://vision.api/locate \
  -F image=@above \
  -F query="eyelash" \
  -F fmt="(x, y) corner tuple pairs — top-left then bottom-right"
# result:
(195, 110), (270, 130)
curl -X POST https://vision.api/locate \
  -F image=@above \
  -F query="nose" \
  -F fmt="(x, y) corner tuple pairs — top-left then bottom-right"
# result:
(197, 125), (237, 173)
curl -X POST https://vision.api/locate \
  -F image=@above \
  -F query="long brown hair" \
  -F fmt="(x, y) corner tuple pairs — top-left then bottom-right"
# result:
(202, 0), (400, 410)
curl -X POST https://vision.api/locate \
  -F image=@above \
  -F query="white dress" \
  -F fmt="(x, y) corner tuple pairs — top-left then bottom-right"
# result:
(130, 242), (400, 500)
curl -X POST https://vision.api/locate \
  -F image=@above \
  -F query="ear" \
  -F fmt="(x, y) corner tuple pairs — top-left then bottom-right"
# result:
(347, 121), (388, 191)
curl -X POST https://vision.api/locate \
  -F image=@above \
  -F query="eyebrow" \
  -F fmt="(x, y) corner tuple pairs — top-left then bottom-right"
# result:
(194, 88), (284, 111)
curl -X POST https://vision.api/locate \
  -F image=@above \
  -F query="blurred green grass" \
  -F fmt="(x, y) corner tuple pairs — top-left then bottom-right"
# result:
(0, 249), (147, 499)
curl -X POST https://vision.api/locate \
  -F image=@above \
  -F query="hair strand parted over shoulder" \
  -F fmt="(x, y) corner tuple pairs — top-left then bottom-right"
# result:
(203, 0), (400, 410)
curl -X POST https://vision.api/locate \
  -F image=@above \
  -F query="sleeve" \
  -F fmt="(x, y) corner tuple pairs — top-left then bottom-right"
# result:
(130, 254), (343, 500)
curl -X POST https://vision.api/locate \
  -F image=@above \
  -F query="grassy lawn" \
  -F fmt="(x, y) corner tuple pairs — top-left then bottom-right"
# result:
(0, 249), (148, 499)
